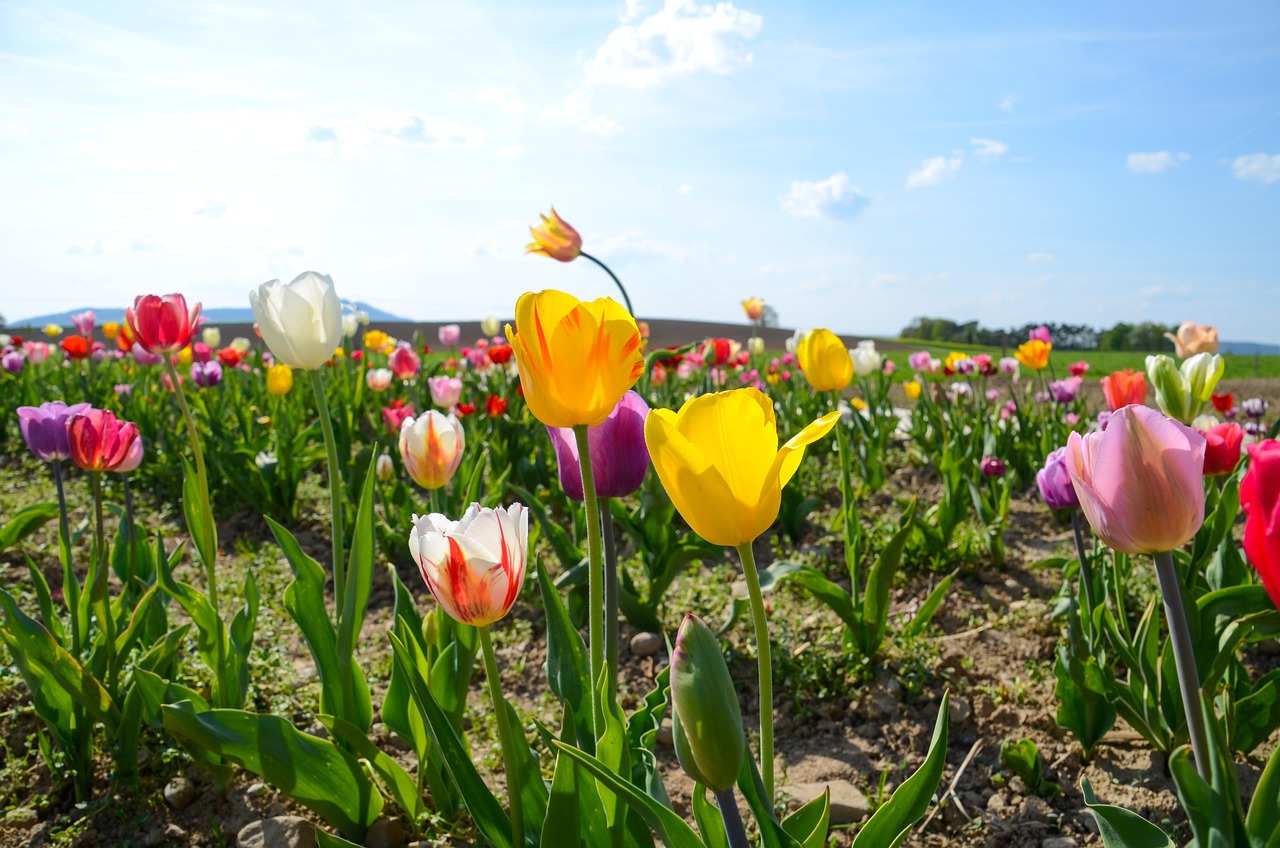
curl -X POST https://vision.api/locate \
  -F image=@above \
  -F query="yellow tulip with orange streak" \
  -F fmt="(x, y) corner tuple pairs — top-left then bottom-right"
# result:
(742, 297), (765, 322)
(526, 208), (582, 262)
(398, 410), (465, 490)
(1016, 339), (1052, 371)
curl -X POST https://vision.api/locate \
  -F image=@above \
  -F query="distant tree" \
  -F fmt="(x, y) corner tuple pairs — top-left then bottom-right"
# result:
(761, 304), (780, 328)
(0, 312), (5, 330)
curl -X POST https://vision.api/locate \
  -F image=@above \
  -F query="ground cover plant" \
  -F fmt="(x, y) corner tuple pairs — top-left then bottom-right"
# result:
(0, 209), (1279, 847)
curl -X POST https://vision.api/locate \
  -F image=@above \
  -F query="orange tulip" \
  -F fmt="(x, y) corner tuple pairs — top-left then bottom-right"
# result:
(526, 208), (582, 262)
(1015, 339), (1051, 371)
(742, 297), (765, 322)
(1101, 369), (1148, 412)
(1164, 322), (1219, 359)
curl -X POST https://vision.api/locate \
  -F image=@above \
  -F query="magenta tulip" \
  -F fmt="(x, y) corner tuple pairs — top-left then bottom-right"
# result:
(546, 391), (650, 501)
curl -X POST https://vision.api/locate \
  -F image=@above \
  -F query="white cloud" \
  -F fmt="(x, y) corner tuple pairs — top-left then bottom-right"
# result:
(1126, 151), (1189, 173)
(1232, 153), (1280, 185)
(475, 87), (528, 116)
(677, 184), (693, 194)
(592, 229), (701, 261)
(374, 113), (486, 149)
(195, 200), (227, 218)
(779, 172), (870, 221)
(583, 115), (622, 136)
(906, 153), (963, 188)
(585, 0), (764, 89)
(998, 92), (1020, 112)
(971, 137), (1008, 159)
(1025, 252), (1054, 263)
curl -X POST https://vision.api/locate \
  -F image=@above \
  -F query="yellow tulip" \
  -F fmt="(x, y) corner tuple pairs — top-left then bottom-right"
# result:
(102, 322), (120, 340)
(742, 297), (765, 322)
(44, 323), (62, 337)
(177, 345), (193, 366)
(526, 208), (582, 262)
(267, 363), (294, 395)
(1015, 339), (1051, 371)
(506, 290), (644, 428)
(796, 328), (853, 392)
(904, 380), (922, 400)
(363, 329), (389, 351)
(645, 388), (839, 547)
(850, 397), (867, 411)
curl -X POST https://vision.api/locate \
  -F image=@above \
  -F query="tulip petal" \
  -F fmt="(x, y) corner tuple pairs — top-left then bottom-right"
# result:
(644, 407), (743, 547)
(774, 411), (841, 490)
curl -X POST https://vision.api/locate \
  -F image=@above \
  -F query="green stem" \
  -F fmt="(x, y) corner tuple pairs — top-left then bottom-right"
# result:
(52, 461), (81, 657)
(715, 788), (750, 848)
(579, 251), (634, 317)
(310, 370), (346, 609)
(601, 497), (620, 688)
(574, 425), (609, 736)
(832, 391), (860, 603)
(90, 473), (117, 695)
(163, 357), (219, 616)
(1070, 512), (1097, 649)
(1153, 550), (1211, 780)
(734, 541), (774, 801)
(478, 625), (524, 848)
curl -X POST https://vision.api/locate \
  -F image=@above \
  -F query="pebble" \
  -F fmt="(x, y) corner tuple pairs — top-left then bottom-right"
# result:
(950, 698), (973, 724)
(782, 781), (870, 825)
(237, 816), (318, 848)
(656, 718), (674, 746)
(365, 816), (408, 848)
(165, 823), (187, 841)
(389, 732), (414, 752)
(3, 807), (38, 827)
(629, 631), (663, 657)
(1018, 796), (1057, 824)
(1042, 838), (1078, 848)
(247, 782), (268, 798)
(164, 777), (196, 810)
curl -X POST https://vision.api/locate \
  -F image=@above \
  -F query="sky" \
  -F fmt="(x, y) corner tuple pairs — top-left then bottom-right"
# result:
(1, 0), (1278, 341)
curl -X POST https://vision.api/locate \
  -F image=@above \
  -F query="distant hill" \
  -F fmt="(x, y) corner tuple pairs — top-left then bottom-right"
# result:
(1219, 341), (1280, 356)
(9, 301), (409, 328)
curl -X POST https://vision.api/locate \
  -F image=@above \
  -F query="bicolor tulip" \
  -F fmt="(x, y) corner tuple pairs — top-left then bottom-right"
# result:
(66, 409), (141, 473)
(645, 388), (839, 547)
(671, 614), (745, 793)
(366, 368), (393, 392)
(1165, 321), (1219, 359)
(398, 410), (465, 490)
(1066, 404), (1205, 555)
(796, 328), (853, 392)
(1101, 369), (1147, 412)
(127, 294), (201, 354)
(1240, 440), (1280, 609)
(1036, 447), (1079, 510)
(438, 324), (461, 347)
(2, 351), (23, 374)
(981, 456), (1007, 477)
(506, 289), (644, 428)
(408, 504), (529, 626)
(526, 208), (582, 262)
(389, 345), (421, 380)
(1145, 352), (1225, 424)
(70, 310), (95, 336)
(1243, 398), (1269, 419)
(17, 401), (92, 462)
(1202, 422), (1244, 477)
(547, 391), (649, 502)
(250, 272), (343, 370)
(741, 297), (765, 322)
(1015, 339), (1051, 371)
(428, 376), (463, 410)
(850, 340), (882, 377)
(266, 363), (294, 396)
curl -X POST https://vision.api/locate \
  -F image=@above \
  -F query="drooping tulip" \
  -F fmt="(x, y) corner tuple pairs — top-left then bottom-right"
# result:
(1066, 404), (1206, 555)
(1164, 321), (1219, 359)
(408, 504), (528, 626)
(1145, 352), (1225, 424)
(670, 614), (745, 793)
(1101, 369), (1148, 412)
(1202, 422), (1244, 477)
(66, 409), (141, 472)
(741, 297), (765, 322)
(428, 376), (463, 410)
(795, 328), (853, 392)
(249, 272), (343, 370)
(505, 290), (644, 428)
(1015, 339), (1051, 371)
(266, 363), (294, 396)
(127, 294), (201, 354)
(526, 208), (582, 262)
(17, 401), (92, 462)
(645, 388), (839, 547)
(398, 410), (465, 490)
(366, 368), (393, 392)
(547, 391), (649, 502)
(1036, 447), (1080, 510)
(1240, 440), (1280, 609)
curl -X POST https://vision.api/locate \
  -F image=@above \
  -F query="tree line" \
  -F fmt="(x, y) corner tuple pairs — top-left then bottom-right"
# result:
(898, 317), (1178, 352)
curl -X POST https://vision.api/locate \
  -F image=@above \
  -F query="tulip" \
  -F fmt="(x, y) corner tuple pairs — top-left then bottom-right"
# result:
(363, 329), (389, 351)
(366, 368), (393, 392)
(487, 343), (514, 366)
(439, 324), (461, 346)
(388, 345), (420, 380)
(127, 293), (201, 354)
(1101, 369), (1148, 412)
(1049, 376), (1083, 404)
(341, 312), (359, 339)
(399, 410), (465, 490)
(1165, 321), (1219, 359)
(999, 356), (1019, 376)
(485, 395), (507, 417)
(981, 456), (1006, 477)
(526, 208), (582, 262)
(1243, 398), (1268, 419)
(741, 297), (765, 322)
(1146, 352), (1225, 424)
(60, 336), (91, 360)
(2, 350), (24, 374)
(190, 361), (223, 388)
(796, 328), (853, 392)
(671, 614), (745, 793)
(883, 359), (896, 376)
(229, 337), (251, 354)
(505, 290), (644, 429)
(25, 341), (50, 364)
(1029, 325), (1052, 345)
(850, 340), (882, 377)
(480, 316), (500, 338)
(747, 336), (765, 356)
(375, 453), (395, 482)
(250, 272), (343, 370)
(1212, 393), (1234, 414)
(70, 310), (95, 336)
(428, 376), (463, 410)
(102, 322), (120, 341)
(66, 409), (142, 472)
(907, 350), (933, 371)
(176, 345), (194, 367)
(408, 503), (528, 626)
(785, 329), (805, 354)
(1202, 422), (1244, 477)
(903, 380), (922, 400)
(44, 323), (63, 337)
(1241, 440), (1280, 609)
(1036, 447), (1080, 510)
(266, 363), (294, 396)
(1016, 339), (1051, 371)
(1066, 404), (1205, 555)
(128, 343), (162, 367)
(547, 391), (649, 502)
(1068, 361), (1089, 377)
(17, 401), (92, 462)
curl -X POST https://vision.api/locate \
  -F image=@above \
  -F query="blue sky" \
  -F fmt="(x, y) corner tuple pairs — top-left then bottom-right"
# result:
(2, 0), (1278, 341)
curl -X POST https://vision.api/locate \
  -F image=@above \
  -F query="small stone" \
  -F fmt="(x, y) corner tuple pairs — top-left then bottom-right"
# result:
(165, 824), (187, 841)
(247, 782), (268, 798)
(237, 816), (318, 848)
(629, 631), (663, 657)
(782, 781), (870, 825)
(1018, 796), (1056, 824)
(1009, 776), (1029, 796)
(164, 777), (196, 810)
(951, 698), (973, 724)
(730, 580), (747, 598)
(365, 816), (407, 848)
(656, 719), (674, 746)
(306, 722), (329, 740)
(1003, 578), (1020, 591)
(389, 732), (414, 752)
(1042, 838), (1078, 848)
(3, 807), (38, 827)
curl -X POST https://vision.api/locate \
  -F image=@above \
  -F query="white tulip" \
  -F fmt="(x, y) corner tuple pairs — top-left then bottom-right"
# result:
(202, 327), (221, 348)
(366, 368), (393, 392)
(341, 313), (359, 338)
(786, 328), (807, 354)
(747, 336), (765, 356)
(850, 340), (882, 377)
(230, 337), (252, 354)
(250, 272), (343, 370)
(481, 316), (501, 337)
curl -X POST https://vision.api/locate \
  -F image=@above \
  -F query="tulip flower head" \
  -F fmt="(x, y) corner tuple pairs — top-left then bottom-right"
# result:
(747, 336), (765, 356)
(1202, 422), (1244, 477)
(102, 321), (120, 341)
(408, 503), (529, 626)
(375, 453), (395, 482)
(981, 456), (1007, 477)
(645, 388), (839, 547)
(2, 351), (23, 374)
(1212, 393), (1235, 415)
(70, 310), (95, 336)
(266, 363), (294, 396)
(366, 368), (393, 392)
(190, 361), (223, 388)
(250, 272), (343, 370)
(1016, 339), (1051, 371)
(487, 343), (514, 366)
(907, 350), (933, 372)
(1240, 440), (1280, 609)
(1068, 361), (1089, 377)
(438, 324), (461, 347)
(17, 401), (92, 462)
(526, 208), (582, 262)
(741, 297), (765, 322)
(1049, 376), (1083, 404)
(1036, 446), (1080, 510)
(1029, 325), (1052, 345)
(1101, 369), (1148, 412)
(428, 375), (463, 410)
(399, 410), (466, 490)
(1066, 404), (1206, 555)
(903, 380), (922, 400)
(671, 614), (745, 793)
(1243, 398), (1269, 419)
(547, 391), (649, 502)
(506, 289), (644, 428)
(66, 409), (141, 473)
(389, 344), (421, 380)
(796, 328), (853, 392)
(382, 400), (416, 435)
(1145, 352), (1225, 424)
(44, 323), (63, 337)
(850, 340), (882, 377)
(1165, 321), (1219, 359)
(127, 294), (201, 354)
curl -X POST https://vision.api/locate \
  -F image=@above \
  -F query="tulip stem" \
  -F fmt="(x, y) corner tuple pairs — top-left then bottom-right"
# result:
(309, 370), (346, 609)
(1070, 512), (1097, 647)
(601, 497), (620, 689)
(52, 461), (81, 657)
(478, 624), (524, 848)
(580, 251), (635, 317)
(574, 425), (610, 735)
(1153, 550), (1211, 780)
(734, 541), (774, 801)
(163, 358), (220, 618)
(715, 789), (750, 848)
(90, 472), (117, 695)
(832, 391), (861, 602)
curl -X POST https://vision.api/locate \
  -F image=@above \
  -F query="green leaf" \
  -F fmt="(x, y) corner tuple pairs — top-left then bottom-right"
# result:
(1080, 779), (1175, 848)
(690, 786), (729, 848)
(162, 702), (382, 840)
(180, 456), (217, 568)
(0, 502), (57, 553)
(540, 702), (609, 848)
(320, 714), (424, 822)
(735, 750), (802, 848)
(758, 562), (857, 630)
(316, 832), (363, 848)
(861, 499), (916, 658)
(850, 692), (949, 848)
(1230, 669), (1280, 755)
(336, 460), (377, 732)
(781, 789), (830, 848)
(536, 564), (594, 753)
(901, 571), (955, 638)
(1247, 739), (1280, 844)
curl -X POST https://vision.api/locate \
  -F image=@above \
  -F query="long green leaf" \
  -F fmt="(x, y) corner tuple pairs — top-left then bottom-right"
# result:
(337, 461), (377, 732)
(180, 456), (217, 568)
(541, 702), (609, 848)
(1247, 739), (1280, 844)
(861, 499), (916, 657)
(758, 562), (857, 630)
(320, 714), (424, 822)
(1080, 779), (1175, 848)
(902, 571), (955, 638)
(0, 502), (57, 553)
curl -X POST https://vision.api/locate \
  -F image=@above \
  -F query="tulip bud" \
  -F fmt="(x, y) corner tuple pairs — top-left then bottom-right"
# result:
(796, 328), (854, 392)
(376, 453), (395, 482)
(1036, 447), (1079, 510)
(202, 326), (222, 348)
(481, 316), (501, 338)
(981, 456), (1006, 477)
(747, 336), (765, 356)
(742, 297), (765, 322)
(526, 208), (582, 262)
(1146, 352), (1224, 424)
(250, 272), (344, 370)
(546, 391), (649, 501)
(399, 411), (465, 490)
(671, 614), (745, 793)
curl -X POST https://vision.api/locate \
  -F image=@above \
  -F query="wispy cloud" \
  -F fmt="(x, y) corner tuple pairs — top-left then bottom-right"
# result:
(970, 137), (1008, 159)
(475, 86), (528, 116)
(583, 115), (621, 136)
(592, 229), (702, 261)
(906, 153), (963, 188)
(195, 200), (227, 218)
(1126, 151), (1189, 173)
(1025, 252), (1054, 262)
(1232, 153), (1280, 185)
(779, 172), (870, 220)
(67, 240), (104, 256)
(998, 92), (1020, 112)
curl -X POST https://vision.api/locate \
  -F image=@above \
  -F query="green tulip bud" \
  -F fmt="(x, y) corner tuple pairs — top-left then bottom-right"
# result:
(1182, 352), (1224, 415)
(1146, 352), (1225, 424)
(671, 614), (745, 793)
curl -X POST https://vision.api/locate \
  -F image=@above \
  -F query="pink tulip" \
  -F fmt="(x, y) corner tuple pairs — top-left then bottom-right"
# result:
(1029, 325), (1052, 345)
(1066, 404), (1206, 555)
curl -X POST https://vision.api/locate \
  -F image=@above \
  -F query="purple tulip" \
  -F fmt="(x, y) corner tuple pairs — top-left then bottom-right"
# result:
(17, 401), (93, 462)
(131, 343), (163, 367)
(2, 350), (23, 374)
(1036, 446), (1079, 509)
(1049, 376), (1083, 404)
(190, 360), (223, 388)
(1243, 397), (1268, 419)
(999, 356), (1019, 375)
(907, 350), (933, 371)
(546, 391), (650, 501)
(70, 310), (96, 336)
(980, 456), (1006, 477)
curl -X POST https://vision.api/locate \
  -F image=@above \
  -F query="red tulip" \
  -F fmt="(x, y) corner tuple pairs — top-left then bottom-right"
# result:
(1202, 423), (1245, 477)
(487, 343), (514, 365)
(1101, 369), (1148, 412)
(1241, 440), (1280, 608)
(1068, 361), (1089, 377)
(66, 409), (141, 472)
(457, 402), (476, 417)
(217, 347), (243, 368)
(486, 395), (508, 417)
(60, 336), (91, 360)
(382, 400), (416, 436)
(127, 294), (201, 354)
(389, 345), (420, 380)
(1212, 393), (1235, 414)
